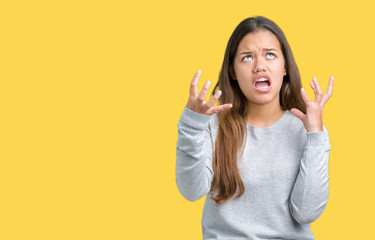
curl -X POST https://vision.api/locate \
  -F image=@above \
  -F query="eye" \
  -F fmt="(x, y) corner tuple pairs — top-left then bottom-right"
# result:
(242, 55), (253, 61)
(266, 53), (275, 59)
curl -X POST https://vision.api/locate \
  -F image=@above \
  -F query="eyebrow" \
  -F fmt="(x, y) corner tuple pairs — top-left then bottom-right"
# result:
(239, 48), (278, 55)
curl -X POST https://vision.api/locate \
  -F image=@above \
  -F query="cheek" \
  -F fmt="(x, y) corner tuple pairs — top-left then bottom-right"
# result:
(272, 64), (286, 80)
(236, 64), (253, 78)
(271, 69), (285, 90)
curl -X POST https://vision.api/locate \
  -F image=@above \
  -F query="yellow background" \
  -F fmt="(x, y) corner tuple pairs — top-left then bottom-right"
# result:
(1, 0), (373, 239)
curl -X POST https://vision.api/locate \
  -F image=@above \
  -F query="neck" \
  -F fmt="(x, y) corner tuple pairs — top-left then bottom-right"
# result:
(246, 100), (286, 128)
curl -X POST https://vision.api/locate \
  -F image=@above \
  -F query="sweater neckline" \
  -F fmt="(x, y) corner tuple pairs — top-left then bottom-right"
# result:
(246, 110), (291, 133)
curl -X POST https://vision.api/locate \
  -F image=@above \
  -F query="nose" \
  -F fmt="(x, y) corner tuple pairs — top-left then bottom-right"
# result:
(252, 57), (266, 73)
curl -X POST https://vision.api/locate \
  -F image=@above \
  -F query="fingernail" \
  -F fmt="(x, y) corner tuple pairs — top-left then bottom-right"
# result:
(228, 104), (233, 108)
(216, 90), (222, 96)
(197, 69), (202, 74)
(313, 76), (317, 81)
(331, 76), (334, 80)
(207, 81), (211, 85)
(302, 88), (305, 91)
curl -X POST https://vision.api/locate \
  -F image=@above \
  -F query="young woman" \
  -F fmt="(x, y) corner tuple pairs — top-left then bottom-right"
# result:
(176, 16), (334, 239)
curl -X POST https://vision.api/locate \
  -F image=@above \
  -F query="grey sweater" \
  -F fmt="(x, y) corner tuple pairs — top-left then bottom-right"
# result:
(176, 107), (331, 240)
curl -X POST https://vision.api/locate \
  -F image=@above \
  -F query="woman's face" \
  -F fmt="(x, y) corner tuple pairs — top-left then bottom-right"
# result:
(232, 30), (287, 107)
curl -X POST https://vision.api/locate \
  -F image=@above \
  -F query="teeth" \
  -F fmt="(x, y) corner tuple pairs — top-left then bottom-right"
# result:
(257, 78), (268, 82)
(258, 86), (269, 89)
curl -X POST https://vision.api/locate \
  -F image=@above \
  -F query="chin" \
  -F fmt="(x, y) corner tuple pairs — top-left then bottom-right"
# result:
(248, 93), (280, 106)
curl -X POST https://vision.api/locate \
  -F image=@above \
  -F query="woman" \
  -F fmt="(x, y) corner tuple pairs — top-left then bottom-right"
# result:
(176, 16), (334, 239)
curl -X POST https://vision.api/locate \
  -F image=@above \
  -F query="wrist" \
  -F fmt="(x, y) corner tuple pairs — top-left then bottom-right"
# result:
(307, 128), (323, 133)
(306, 131), (325, 146)
(306, 124), (323, 132)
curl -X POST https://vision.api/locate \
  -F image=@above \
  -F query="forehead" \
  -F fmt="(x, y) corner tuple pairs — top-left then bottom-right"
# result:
(237, 30), (281, 52)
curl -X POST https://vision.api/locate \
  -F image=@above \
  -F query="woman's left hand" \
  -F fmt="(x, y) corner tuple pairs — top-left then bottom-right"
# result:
(290, 76), (334, 132)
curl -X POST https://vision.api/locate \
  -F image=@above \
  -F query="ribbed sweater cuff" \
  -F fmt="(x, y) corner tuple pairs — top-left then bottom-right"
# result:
(306, 131), (325, 146)
(180, 107), (212, 130)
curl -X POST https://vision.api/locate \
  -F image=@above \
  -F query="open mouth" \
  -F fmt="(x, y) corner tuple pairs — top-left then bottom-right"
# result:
(254, 77), (271, 91)
(255, 78), (270, 89)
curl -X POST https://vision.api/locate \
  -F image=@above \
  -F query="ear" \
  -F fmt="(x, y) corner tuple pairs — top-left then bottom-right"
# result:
(229, 66), (237, 80)
(283, 67), (287, 76)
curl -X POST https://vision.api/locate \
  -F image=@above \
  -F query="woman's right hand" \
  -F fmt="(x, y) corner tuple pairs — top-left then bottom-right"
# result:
(186, 70), (233, 115)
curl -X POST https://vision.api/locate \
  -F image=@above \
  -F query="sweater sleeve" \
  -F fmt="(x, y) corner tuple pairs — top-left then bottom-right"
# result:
(175, 107), (215, 202)
(289, 124), (332, 224)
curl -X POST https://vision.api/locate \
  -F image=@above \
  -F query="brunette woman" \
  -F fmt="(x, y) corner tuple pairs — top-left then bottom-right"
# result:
(176, 16), (334, 239)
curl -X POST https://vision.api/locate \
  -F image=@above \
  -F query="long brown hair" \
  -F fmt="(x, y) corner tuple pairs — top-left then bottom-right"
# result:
(210, 16), (306, 204)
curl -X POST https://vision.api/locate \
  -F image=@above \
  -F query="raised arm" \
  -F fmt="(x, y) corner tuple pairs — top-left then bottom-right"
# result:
(175, 70), (232, 202)
(289, 125), (331, 223)
(289, 75), (334, 223)
(176, 107), (213, 201)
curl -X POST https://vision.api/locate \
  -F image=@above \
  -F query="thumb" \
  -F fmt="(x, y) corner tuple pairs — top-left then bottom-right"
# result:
(290, 108), (306, 122)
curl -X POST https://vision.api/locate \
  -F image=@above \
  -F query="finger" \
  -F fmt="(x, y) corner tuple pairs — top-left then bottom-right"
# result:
(321, 76), (334, 106)
(189, 70), (202, 99)
(290, 108), (306, 122)
(310, 82), (316, 95)
(300, 88), (311, 105)
(206, 103), (233, 115)
(203, 90), (222, 111)
(196, 80), (211, 107)
(312, 76), (323, 103)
